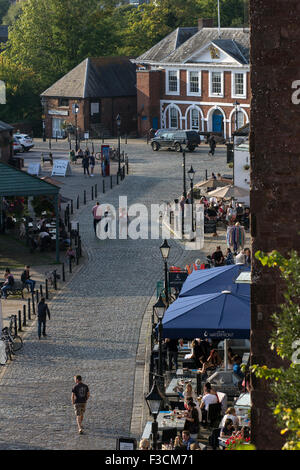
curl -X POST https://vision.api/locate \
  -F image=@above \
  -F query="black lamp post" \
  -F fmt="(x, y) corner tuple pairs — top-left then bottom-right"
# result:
(153, 293), (166, 379)
(233, 100), (240, 132)
(116, 114), (121, 174)
(74, 103), (79, 152)
(182, 146), (187, 199)
(145, 379), (164, 450)
(188, 165), (196, 233)
(160, 239), (170, 307)
(41, 96), (46, 142)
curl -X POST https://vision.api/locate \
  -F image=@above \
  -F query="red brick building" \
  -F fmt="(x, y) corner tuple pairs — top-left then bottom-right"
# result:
(133, 21), (250, 140)
(41, 57), (137, 139)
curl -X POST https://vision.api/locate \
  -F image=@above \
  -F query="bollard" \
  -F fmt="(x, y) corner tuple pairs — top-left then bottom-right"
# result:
(84, 190), (86, 205)
(78, 236), (82, 257)
(76, 247), (79, 265)
(62, 262), (65, 282)
(125, 134), (127, 145)
(95, 184), (97, 198)
(71, 199), (73, 215)
(103, 180), (105, 194)
(54, 270), (57, 290)
(18, 310), (22, 332)
(49, 138), (52, 150)
(23, 304), (27, 327)
(117, 172), (119, 185)
(13, 315), (18, 336)
(40, 284), (43, 298)
(69, 140), (72, 150)
(110, 175), (113, 189)
(205, 169), (208, 180)
(31, 293), (36, 315)
(27, 298), (31, 321)
(126, 156), (129, 175)
(77, 195), (79, 210)
(36, 289), (39, 304)
(91, 186), (94, 200)
(69, 255), (72, 273)
(45, 279), (49, 299)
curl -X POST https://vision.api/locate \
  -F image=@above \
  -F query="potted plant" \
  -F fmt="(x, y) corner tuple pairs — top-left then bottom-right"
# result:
(243, 164), (250, 170)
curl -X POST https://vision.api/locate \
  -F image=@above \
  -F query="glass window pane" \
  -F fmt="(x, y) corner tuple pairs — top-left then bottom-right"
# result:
(212, 72), (221, 94)
(189, 72), (199, 93)
(191, 109), (199, 129)
(235, 73), (244, 95)
(168, 71), (178, 92)
(170, 107), (178, 128)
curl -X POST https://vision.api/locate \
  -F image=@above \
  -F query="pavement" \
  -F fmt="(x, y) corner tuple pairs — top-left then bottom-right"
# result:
(0, 138), (248, 450)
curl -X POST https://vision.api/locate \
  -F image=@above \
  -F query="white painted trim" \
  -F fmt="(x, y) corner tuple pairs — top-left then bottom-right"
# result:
(186, 70), (202, 97)
(206, 105), (227, 138)
(231, 71), (247, 99)
(184, 41), (242, 66)
(165, 69), (180, 96)
(163, 103), (183, 129)
(228, 107), (249, 138)
(160, 99), (250, 108)
(184, 104), (205, 131)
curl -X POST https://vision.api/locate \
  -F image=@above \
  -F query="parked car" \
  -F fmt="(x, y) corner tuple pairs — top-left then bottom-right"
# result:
(13, 138), (22, 154)
(13, 133), (34, 152)
(151, 130), (201, 152)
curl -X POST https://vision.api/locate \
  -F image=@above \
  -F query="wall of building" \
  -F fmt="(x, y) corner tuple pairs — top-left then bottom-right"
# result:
(137, 69), (162, 135)
(250, 0), (300, 450)
(0, 130), (13, 164)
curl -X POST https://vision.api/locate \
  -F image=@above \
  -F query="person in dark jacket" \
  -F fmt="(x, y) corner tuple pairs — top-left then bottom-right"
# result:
(82, 154), (90, 177)
(208, 136), (216, 156)
(37, 297), (50, 339)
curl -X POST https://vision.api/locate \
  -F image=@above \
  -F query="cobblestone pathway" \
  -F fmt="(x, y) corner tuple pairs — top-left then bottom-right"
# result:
(0, 142), (230, 449)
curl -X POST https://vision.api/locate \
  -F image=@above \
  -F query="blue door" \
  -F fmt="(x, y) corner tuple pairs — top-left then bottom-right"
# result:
(152, 117), (159, 130)
(212, 113), (223, 133)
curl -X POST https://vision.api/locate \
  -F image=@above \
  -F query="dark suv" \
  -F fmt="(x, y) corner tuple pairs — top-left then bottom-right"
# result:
(151, 130), (201, 152)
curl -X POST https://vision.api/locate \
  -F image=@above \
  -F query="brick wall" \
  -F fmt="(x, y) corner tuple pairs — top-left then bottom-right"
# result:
(137, 70), (162, 135)
(250, 0), (300, 450)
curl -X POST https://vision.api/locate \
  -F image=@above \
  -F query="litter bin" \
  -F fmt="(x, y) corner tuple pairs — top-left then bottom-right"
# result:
(226, 143), (234, 163)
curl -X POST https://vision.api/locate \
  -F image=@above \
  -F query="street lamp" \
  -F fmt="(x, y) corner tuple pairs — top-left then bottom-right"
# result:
(160, 239), (170, 307)
(153, 293), (166, 380)
(116, 114), (121, 174)
(41, 96), (46, 142)
(145, 378), (164, 450)
(73, 103), (80, 152)
(188, 166), (196, 233)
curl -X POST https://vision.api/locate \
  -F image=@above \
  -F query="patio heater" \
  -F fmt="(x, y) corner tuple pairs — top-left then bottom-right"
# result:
(74, 103), (79, 152)
(145, 379), (164, 450)
(160, 239), (170, 307)
(187, 165), (196, 233)
(116, 114), (121, 174)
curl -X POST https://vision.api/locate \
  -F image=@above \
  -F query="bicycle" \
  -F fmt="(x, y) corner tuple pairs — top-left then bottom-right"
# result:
(0, 338), (8, 365)
(3, 315), (23, 353)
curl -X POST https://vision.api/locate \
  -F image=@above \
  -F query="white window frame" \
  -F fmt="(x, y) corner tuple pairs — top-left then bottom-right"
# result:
(232, 71), (247, 99)
(209, 70), (224, 98)
(166, 69), (180, 96)
(169, 106), (179, 129)
(187, 70), (202, 96)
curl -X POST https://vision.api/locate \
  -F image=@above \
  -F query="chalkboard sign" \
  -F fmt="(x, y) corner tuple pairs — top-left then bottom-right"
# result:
(51, 160), (72, 177)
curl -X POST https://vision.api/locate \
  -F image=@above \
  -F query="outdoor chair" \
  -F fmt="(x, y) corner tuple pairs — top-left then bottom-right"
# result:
(161, 428), (178, 443)
(207, 403), (222, 427)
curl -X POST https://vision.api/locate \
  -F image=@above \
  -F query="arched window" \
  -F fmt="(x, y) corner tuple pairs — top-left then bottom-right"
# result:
(170, 107), (179, 128)
(191, 108), (199, 130)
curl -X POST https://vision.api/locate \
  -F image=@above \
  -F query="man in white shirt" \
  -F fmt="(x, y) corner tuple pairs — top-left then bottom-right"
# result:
(200, 383), (218, 423)
(235, 250), (246, 264)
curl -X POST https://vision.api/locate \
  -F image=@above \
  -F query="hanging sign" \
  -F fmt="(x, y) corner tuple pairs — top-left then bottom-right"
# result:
(27, 162), (41, 176)
(51, 159), (72, 177)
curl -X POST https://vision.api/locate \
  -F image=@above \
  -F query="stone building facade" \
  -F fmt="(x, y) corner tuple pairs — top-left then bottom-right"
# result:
(133, 20), (250, 139)
(250, 0), (300, 450)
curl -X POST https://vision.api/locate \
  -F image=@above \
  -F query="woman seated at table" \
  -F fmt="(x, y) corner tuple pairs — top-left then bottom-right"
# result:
(220, 418), (235, 438)
(198, 349), (222, 375)
(183, 400), (200, 439)
(219, 407), (239, 432)
(183, 383), (202, 420)
(200, 383), (219, 424)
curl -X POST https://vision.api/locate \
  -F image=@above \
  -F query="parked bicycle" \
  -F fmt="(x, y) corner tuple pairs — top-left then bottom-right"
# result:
(45, 270), (60, 287)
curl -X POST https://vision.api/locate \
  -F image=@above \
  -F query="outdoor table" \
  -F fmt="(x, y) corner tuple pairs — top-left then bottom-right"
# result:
(165, 377), (197, 397)
(157, 411), (185, 432)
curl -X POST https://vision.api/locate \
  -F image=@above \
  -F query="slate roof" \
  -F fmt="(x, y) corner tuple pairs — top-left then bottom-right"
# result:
(41, 57), (136, 99)
(134, 27), (198, 63)
(136, 27), (249, 65)
(0, 162), (59, 197)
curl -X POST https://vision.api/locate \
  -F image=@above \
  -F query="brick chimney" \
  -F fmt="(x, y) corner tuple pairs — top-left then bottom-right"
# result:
(198, 18), (214, 30)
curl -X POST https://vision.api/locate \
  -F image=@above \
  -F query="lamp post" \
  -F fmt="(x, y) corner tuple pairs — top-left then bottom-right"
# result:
(233, 100), (240, 132)
(188, 166), (196, 233)
(41, 96), (46, 142)
(182, 146), (187, 199)
(145, 379), (164, 450)
(116, 114), (121, 174)
(153, 294), (166, 380)
(160, 239), (170, 307)
(73, 103), (79, 152)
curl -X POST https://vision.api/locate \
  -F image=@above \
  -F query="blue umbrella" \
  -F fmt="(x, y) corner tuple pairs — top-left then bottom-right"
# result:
(160, 291), (250, 340)
(179, 264), (250, 297)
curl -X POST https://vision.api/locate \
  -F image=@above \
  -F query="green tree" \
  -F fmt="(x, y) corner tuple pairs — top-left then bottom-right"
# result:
(1, 0), (23, 26)
(252, 250), (300, 450)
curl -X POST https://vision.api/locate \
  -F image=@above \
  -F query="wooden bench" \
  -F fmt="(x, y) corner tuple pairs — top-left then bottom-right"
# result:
(41, 153), (53, 166)
(0, 280), (28, 299)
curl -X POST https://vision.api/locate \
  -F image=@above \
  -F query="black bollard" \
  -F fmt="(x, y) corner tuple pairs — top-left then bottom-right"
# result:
(23, 304), (27, 327)
(103, 180), (105, 194)
(95, 184), (97, 198)
(78, 236), (82, 257)
(49, 138), (52, 150)
(36, 289), (39, 304)
(13, 315), (18, 336)
(31, 293), (36, 315)
(71, 199), (73, 215)
(126, 156), (129, 175)
(62, 262), (65, 282)
(69, 256), (72, 274)
(45, 279), (49, 299)
(40, 284), (43, 298)
(84, 190), (86, 205)
(77, 195), (79, 210)
(117, 172), (119, 185)
(18, 310), (22, 332)
(53, 270), (57, 290)
(28, 298), (31, 320)
(110, 175), (113, 189)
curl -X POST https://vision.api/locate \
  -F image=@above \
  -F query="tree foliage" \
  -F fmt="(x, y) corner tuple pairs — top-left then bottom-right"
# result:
(251, 250), (300, 450)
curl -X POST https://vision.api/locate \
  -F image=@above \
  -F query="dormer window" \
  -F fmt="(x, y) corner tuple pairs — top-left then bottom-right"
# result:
(58, 98), (69, 107)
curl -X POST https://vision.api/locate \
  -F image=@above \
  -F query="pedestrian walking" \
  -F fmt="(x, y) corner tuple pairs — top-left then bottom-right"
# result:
(208, 136), (216, 156)
(71, 375), (90, 434)
(82, 153), (90, 177)
(89, 153), (95, 177)
(37, 297), (50, 339)
(92, 201), (102, 234)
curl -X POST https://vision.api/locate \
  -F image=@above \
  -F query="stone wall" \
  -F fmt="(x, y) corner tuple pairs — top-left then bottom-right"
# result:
(250, 0), (300, 450)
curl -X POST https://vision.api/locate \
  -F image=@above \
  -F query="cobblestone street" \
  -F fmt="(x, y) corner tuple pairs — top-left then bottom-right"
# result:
(0, 140), (231, 449)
